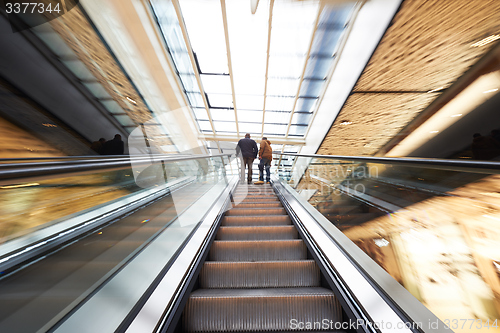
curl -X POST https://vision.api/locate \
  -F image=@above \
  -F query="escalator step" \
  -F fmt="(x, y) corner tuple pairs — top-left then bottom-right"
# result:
(237, 197), (280, 203)
(238, 195), (279, 199)
(200, 260), (320, 288)
(236, 189), (273, 193)
(233, 196), (278, 201)
(209, 240), (306, 261)
(225, 208), (286, 216)
(216, 226), (297, 240)
(221, 215), (291, 226)
(183, 287), (341, 332)
(233, 202), (282, 208)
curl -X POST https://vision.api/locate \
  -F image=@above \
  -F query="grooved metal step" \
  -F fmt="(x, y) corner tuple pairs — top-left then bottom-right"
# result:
(233, 194), (278, 200)
(209, 240), (307, 261)
(200, 260), (320, 288)
(225, 207), (286, 216)
(234, 188), (274, 193)
(238, 197), (280, 203)
(221, 215), (291, 226)
(183, 287), (341, 332)
(216, 226), (297, 240)
(233, 202), (282, 208)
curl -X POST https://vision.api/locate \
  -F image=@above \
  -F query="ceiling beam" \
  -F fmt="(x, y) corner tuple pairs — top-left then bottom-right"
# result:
(200, 134), (305, 146)
(261, 0), (275, 137)
(171, 0), (221, 153)
(219, 0), (240, 138)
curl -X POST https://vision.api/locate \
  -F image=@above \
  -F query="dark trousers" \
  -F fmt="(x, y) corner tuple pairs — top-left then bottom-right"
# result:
(258, 158), (271, 182)
(243, 157), (254, 181)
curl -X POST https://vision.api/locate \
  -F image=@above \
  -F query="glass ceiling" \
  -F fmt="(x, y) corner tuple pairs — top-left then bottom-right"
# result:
(150, 0), (355, 165)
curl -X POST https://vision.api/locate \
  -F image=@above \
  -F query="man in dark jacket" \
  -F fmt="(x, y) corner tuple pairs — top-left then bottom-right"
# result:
(102, 134), (125, 155)
(236, 133), (258, 184)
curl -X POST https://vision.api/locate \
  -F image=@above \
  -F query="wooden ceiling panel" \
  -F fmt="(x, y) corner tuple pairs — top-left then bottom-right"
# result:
(317, 92), (438, 156)
(317, 0), (500, 157)
(355, 0), (500, 92)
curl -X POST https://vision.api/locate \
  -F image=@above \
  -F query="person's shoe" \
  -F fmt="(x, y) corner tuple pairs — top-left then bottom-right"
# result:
(254, 180), (264, 185)
(266, 181), (271, 184)
(247, 180), (252, 184)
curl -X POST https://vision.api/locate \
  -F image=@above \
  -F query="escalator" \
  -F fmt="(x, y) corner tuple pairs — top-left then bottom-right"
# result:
(2, 152), (488, 333)
(182, 183), (342, 332)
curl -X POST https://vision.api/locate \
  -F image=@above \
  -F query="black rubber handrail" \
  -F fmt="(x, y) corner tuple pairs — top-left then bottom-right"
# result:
(276, 152), (500, 174)
(0, 154), (232, 183)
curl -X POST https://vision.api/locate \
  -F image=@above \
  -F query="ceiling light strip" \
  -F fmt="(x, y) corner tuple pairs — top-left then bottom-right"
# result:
(261, 0), (275, 137)
(220, 0), (240, 138)
(171, 0), (218, 142)
(303, 0), (364, 139)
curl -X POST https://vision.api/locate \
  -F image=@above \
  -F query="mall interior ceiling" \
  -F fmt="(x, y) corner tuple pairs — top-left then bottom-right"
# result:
(0, 0), (499, 160)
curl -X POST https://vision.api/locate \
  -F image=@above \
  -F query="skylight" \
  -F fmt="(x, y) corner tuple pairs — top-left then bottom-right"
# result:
(150, 0), (355, 154)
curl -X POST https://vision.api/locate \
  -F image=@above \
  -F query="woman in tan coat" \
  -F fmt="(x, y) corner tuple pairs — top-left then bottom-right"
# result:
(255, 137), (272, 184)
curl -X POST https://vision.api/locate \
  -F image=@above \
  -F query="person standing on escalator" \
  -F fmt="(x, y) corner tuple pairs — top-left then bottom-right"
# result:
(255, 137), (272, 185)
(236, 133), (258, 184)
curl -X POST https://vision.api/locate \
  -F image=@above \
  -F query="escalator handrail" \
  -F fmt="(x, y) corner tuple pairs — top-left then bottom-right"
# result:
(0, 153), (232, 183)
(277, 152), (500, 174)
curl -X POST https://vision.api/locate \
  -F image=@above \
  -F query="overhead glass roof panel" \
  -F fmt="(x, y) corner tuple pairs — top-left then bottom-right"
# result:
(83, 82), (112, 99)
(292, 112), (313, 125)
(311, 29), (343, 57)
(263, 123), (288, 136)
(152, 0), (355, 142)
(213, 121), (237, 134)
(299, 79), (325, 97)
(210, 108), (236, 122)
(304, 56), (334, 80)
(34, 32), (75, 58)
(101, 100), (124, 114)
(238, 122), (262, 134)
(187, 92), (204, 108)
(226, 0), (269, 105)
(237, 110), (263, 123)
(114, 115), (136, 127)
(236, 95), (264, 110)
(207, 93), (233, 108)
(266, 78), (300, 97)
(62, 60), (96, 81)
(193, 107), (209, 121)
(268, 55), (304, 78)
(197, 120), (212, 132)
(200, 74), (231, 94)
(295, 98), (318, 113)
(233, 75), (265, 95)
(179, 0), (229, 74)
(288, 125), (308, 136)
(266, 96), (295, 112)
(180, 74), (198, 92)
(264, 111), (290, 124)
